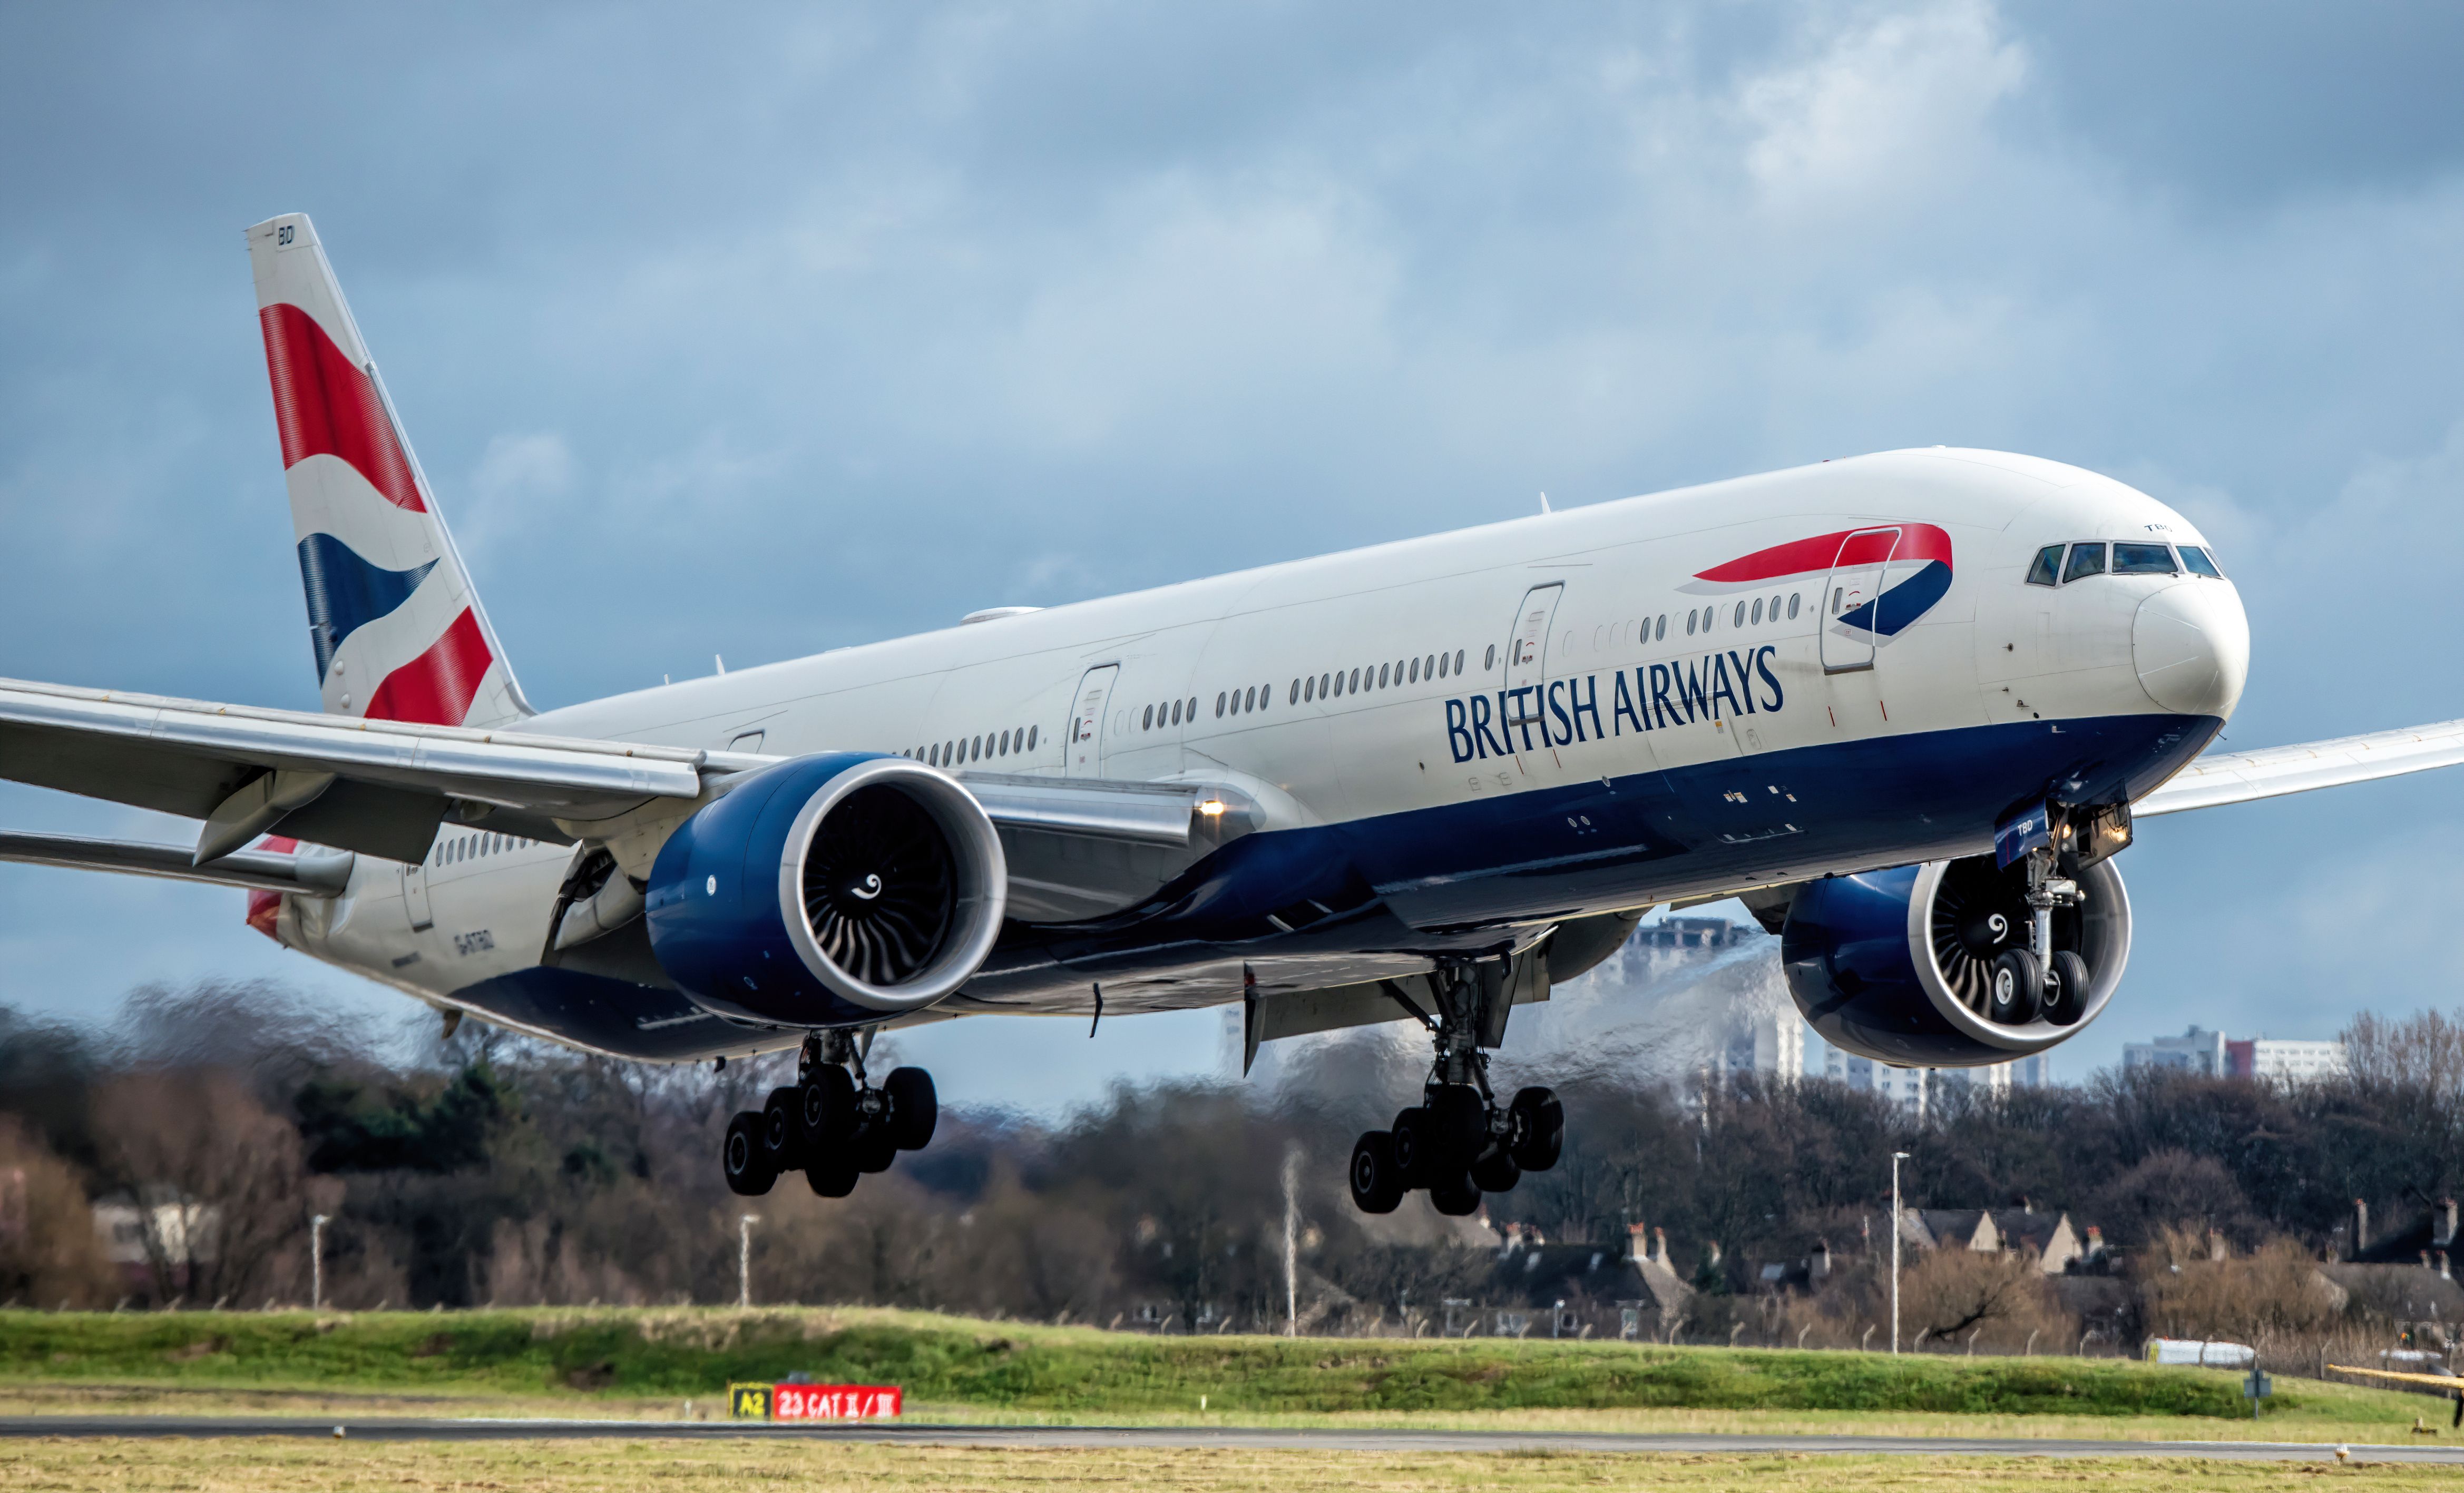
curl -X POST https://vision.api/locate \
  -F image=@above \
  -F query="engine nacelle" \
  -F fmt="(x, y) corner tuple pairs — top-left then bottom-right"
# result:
(646, 754), (1006, 1026)
(1780, 853), (2129, 1067)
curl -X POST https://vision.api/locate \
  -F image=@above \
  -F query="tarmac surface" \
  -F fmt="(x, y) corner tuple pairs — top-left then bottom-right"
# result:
(1, 1417), (2462, 1462)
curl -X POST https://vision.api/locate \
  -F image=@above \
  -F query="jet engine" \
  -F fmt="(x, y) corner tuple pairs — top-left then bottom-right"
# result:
(1779, 853), (2129, 1067)
(646, 754), (1006, 1027)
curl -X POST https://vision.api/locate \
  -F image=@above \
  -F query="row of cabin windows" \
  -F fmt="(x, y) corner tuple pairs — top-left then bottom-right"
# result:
(435, 831), (532, 868)
(1289, 649), (1466, 707)
(905, 725), (1038, 769)
(1143, 697), (1199, 731)
(2025, 541), (2225, 587)
(1688, 592), (1802, 635)
(1215, 682), (1278, 719)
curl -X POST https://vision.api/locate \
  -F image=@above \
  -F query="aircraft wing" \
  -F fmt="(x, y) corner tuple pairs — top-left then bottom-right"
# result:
(0, 676), (726, 862)
(2135, 717), (2464, 818)
(0, 676), (1257, 883)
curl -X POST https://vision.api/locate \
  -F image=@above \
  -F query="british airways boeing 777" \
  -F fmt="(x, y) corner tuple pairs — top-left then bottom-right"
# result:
(3, 215), (2457, 1213)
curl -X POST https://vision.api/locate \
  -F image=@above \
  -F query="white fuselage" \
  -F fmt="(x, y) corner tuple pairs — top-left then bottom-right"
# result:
(276, 447), (2244, 1059)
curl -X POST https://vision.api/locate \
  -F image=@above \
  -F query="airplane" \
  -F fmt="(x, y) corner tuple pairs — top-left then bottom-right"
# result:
(3, 213), (2460, 1215)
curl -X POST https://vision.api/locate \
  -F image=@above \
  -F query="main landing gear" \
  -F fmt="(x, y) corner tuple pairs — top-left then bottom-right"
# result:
(721, 1030), (937, 1198)
(1347, 960), (1563, 1217)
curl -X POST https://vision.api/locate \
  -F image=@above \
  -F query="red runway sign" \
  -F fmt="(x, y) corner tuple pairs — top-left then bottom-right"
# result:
(730, 1382), (902, 1420)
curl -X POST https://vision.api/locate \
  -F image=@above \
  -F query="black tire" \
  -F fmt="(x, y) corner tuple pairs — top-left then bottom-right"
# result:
(2044, 950), (2090, 1026)
(1508, 1087), (1564, 1173)
(1469, 1147), (1522, 1194)
(761, 1086), (804, 1171)
(884, 1067), (938, 1151)
(1988, 948), (2045, 1025)
(806, 1153), (858, 1198)
(1349, 1131), (1405, 1214)
(853, 1127), (898, 1174)
(722, 1112), (776, 1196)
(1426, 1085), (1488, 1157)
(1390, 1107), (1433, 1186)
(1428, 1171), (1481, 1217)
(798, 1066), (858, 1150)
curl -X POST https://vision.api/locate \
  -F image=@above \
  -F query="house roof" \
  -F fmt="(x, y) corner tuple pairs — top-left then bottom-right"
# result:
(1484, 1245), (1687, 1312)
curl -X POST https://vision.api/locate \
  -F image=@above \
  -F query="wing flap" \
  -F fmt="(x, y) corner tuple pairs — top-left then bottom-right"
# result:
(0, 830), (354, 895)
(2136, 716), (2464, 817)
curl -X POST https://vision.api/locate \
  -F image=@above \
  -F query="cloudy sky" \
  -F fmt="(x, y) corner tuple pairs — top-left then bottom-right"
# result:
(1, 1), (2458, 1108)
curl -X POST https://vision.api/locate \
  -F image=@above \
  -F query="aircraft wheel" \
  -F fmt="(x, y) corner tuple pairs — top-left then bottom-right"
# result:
(806, 1152), (858, 1198)
(884, 1066), (938, 1151)
(1349, 1131), (1405, 1214)
(2043, 950), (2090, 1026)
(1988, 948), (2045, 1025)
(1390, 1107), (1435, 1186)
(722, 1112), (776, 1196)
(1427, 1171), (1481, 1217)
(798, 1066), (858, 1150)
(1507, 1087), (1563, 1173)
(1469, 1148), (1522, 1194)
(760, 1086), (805, 1171)
(1427, 1084), (1487, 1156)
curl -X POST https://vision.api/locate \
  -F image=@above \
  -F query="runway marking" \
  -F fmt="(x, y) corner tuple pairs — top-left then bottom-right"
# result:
(0, 1417), (2458, 1462)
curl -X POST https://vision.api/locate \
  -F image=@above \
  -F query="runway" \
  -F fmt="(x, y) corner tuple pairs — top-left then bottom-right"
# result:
(1, 1417), (2460, 1462)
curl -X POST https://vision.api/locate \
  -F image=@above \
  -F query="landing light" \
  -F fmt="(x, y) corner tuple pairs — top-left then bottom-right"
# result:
(1197, 799), (1228, 817)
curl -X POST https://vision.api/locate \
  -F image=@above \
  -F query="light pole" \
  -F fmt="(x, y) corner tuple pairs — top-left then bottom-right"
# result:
(309, 1214), (329, 1312)
(1889, 1152), (1910, 1354)
(738, 1215), (758, 1309)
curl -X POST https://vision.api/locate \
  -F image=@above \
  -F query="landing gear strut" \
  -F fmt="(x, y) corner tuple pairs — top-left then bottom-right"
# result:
(1348, 960), (1562, 1217)
(721, 1030), (937, 1197)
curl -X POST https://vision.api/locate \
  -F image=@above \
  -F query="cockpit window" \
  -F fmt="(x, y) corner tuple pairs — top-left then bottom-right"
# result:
(2061, 542), (2107, 584)
(2179, 545), (2224, 578)
(2025, 545), (2064, 587)
(2113, 542), (2177, 575)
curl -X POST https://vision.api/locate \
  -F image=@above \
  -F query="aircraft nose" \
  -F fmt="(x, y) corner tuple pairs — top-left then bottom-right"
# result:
(2133, 581), (2248, 718)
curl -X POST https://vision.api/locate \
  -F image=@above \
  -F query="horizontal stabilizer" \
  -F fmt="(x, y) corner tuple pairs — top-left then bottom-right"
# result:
(0, 830), (354, 896)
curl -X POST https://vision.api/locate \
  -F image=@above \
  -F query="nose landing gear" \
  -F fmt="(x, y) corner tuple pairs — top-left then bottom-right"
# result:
(721, 1030), (937, 1197)
(1347, 959), (1562, 1216)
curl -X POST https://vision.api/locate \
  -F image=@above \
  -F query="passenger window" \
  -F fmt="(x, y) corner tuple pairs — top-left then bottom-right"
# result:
(1379, 663), (1390, 689)
(2061, 543), (2107, 584)
(2113, 542), (2175, 575)
(2026, 545), (2064, 586)
(1187, 696), (1196, 721)
(1786, 594), (1800, 620)
(1655, 614), (1667, 640)
(1732, 601), (1745, 627)
(1143, 705), (1154, 730)
(1769, 593), (1780, 620)
(1026, 725), (1037, 750)
(1750, 598), (1763, 625)
(1304, 677), (1315, 702)
(2181, 545), (2223, 578)
(1289, 680), (1301, 703)
(1685, 611), (1697, 636)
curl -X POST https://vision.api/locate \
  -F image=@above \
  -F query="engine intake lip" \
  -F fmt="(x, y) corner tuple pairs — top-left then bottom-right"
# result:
(775, 758), (1006, 1013)
(1904, 854), (2129, 1053)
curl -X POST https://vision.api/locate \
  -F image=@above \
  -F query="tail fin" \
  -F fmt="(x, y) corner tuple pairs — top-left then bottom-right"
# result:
(246, 213), (531, 729)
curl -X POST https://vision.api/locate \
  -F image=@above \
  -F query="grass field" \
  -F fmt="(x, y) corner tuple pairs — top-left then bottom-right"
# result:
(0, 1440), (2458, 1492)
(0, 1305), (2447, 1447)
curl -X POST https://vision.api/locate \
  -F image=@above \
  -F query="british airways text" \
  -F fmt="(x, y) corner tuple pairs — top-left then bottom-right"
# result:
(1443, 645), (1784, 763)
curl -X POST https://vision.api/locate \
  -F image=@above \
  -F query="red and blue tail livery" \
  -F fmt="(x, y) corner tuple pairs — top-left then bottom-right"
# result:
(247, 214), (530, 730)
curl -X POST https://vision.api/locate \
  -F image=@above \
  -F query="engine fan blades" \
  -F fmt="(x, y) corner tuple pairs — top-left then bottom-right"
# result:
(800, 784), (956, 986)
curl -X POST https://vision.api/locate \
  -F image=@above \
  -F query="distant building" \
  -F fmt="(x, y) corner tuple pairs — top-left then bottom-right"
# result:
(1820, 1048), (2049, 1112)
(1632, 917), (1752, 951)
(2125, 1025), (2345, 1082)
(2227, 1037), (2348, 1082)
(2124, 1025), (2229, 1076)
